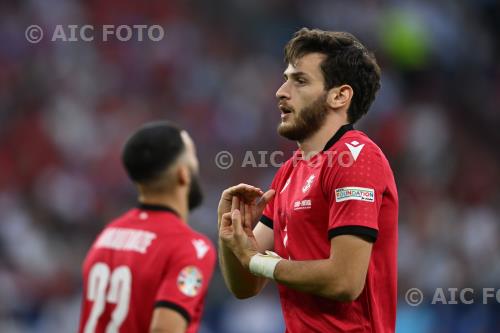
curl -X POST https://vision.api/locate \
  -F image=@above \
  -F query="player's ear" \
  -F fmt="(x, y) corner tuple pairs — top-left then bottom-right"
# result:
(177, 165), (190, 186)
(326, 84), (353, 110)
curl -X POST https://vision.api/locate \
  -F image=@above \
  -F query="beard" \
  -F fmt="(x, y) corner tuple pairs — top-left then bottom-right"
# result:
(277, 93), (329, 141)
(188, 171), (204, 211)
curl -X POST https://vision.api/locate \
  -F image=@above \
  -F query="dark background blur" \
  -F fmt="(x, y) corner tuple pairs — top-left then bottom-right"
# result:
(0, 0), (499, 332)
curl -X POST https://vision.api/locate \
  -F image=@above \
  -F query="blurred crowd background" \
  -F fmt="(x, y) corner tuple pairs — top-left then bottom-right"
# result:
(0, 0), (499, 332)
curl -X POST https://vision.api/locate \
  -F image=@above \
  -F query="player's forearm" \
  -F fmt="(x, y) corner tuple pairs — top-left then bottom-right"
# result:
(219, 242), (266, 299)
(273, 259), (363, 301)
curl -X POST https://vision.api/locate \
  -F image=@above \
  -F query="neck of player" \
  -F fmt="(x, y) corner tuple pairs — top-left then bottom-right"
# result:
(297, 112), (349, 160)
(138, 190), (188, 221)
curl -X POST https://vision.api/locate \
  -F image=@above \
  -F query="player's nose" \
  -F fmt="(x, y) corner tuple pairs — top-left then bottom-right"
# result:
(276, 81), (290, 100)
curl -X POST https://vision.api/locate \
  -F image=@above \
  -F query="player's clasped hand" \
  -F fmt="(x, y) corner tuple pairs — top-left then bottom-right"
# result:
(219, 197), (257, 268)
(217, 183), (263, 227)
(217, 183), (275, 228)
(218, 185), (275, 268)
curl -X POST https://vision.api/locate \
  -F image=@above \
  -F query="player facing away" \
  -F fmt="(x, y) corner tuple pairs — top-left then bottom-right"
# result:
(79, 121), (216, 333)
(218, 28), (398, 332)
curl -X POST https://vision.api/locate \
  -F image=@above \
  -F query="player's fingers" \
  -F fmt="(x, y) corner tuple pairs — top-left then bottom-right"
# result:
(240, 201), (248, 230)
(239, 201), (248, 230)
(241, 191), (263, 204)
(231, 209), (243, 235)
(224, 183), (260, 195)
(231, 195), (240, 212)
(220, 212), (233, 228)
(240, 200), (244, 218)
(233, 183), (262, 193)
(244, 203), (252, 230)
(224, 184), (263, 202)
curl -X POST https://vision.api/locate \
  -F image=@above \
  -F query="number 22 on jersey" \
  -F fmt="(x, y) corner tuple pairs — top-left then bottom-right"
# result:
(84, 263), (132, 333)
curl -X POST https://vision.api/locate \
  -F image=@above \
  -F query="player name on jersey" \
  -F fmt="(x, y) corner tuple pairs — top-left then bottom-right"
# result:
(95, 227), (157, 254)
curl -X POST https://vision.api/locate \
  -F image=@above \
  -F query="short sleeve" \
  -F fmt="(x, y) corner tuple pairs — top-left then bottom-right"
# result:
(260, 167), (286, 230)
(154, 236), (216, 323)
(261, 202), (274, 229)
(323, 143), (386, 242)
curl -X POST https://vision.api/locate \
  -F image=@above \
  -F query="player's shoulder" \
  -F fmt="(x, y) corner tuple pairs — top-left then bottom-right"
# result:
(279, 153), (296, 171)
(339, 130), (381, 150)
(275, 151), (299, 177)
(101, 208), (138, 229)
(266, 154), (293, 190)
(335, 129), (386, 162)
(184, 227), (215, 247)
(175, 228), (216, 265)
(168, 223), (215, 252)
(103, 208), (189, 239)
(191, 230), (216, 254)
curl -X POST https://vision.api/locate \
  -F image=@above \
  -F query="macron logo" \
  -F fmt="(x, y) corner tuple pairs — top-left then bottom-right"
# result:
(345, 141), (365, 161)
(192, 239), (209, 259)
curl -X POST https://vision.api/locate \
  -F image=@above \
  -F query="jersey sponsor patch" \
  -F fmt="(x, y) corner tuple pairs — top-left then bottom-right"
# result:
(293, 199), (312, 210)
(177, 266), (203, 297)
(335, 187), (375, 203)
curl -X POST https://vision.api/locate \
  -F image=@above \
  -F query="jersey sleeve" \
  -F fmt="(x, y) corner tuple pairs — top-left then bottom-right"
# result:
(260, 166), (285, 230)
(260, 198), (275, 230)
(323, 142), (387, 242)
(154, 236), (216, 324)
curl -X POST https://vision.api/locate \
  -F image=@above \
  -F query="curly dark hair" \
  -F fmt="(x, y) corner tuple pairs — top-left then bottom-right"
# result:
(284, 28), (381, 124)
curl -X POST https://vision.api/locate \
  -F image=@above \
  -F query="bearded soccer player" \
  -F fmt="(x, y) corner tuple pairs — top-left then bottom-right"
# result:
(79, 121), (215, 333)
(218, 28), (398, 332)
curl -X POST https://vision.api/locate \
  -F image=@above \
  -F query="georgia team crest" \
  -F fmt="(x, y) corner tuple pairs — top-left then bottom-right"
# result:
(177, 266), (203, 297)
(302, 174), (316, 193)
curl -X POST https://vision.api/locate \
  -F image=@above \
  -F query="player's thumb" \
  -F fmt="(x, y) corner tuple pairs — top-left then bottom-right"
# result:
(264, 189), (275, 201)
(257, 189), (275, 210)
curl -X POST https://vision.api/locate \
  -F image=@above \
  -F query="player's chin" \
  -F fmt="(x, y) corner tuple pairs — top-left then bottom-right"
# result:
(277, 122), (298, 139)
(277, 122), (290, 135)
(278, 116), (295, 128)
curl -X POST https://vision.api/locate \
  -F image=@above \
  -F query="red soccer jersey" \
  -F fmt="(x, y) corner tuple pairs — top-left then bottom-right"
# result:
(78, 204), (216, 333)
(261, 124), (398, 333)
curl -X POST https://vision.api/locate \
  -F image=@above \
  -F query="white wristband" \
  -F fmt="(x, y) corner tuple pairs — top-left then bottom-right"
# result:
(249, 250), (283, 279)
